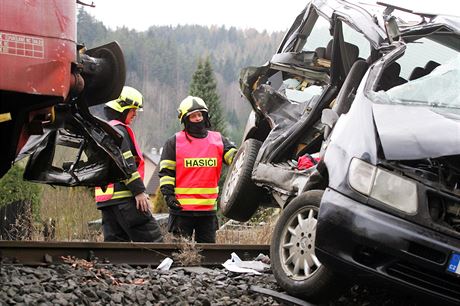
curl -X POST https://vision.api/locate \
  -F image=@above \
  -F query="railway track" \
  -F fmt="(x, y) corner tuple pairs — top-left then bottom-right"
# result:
(0, 241), (321, 305)
(0, 241), (269, 267)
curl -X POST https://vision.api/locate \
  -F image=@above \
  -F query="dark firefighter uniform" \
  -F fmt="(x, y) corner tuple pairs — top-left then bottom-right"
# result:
(159, 96), (237, 243)
(95, 86), (162, 242)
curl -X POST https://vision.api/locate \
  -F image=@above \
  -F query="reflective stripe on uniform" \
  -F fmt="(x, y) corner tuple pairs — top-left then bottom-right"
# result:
(175, 187), (218, 194)
(124, 171), (140, 185)
(95, 184), (114, 202)
(160, 176), (175, 186)
(177, 198), (217, 205)
(112, 190), (133, 199)
(123, 150), (134, 159)
(160, 159), (176, 171)
(95, 187), (113, 196)
(224, 148), (237, 165)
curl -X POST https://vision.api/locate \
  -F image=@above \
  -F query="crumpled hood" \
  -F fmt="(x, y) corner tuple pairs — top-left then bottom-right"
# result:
(372, 103), (460, 160)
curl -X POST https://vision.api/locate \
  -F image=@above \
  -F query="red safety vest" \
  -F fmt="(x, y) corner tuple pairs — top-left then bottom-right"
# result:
(175, 131), (223, 211)
(95, 120), (144, 202)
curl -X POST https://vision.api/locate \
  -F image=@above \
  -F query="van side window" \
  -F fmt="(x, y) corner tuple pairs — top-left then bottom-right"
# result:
(396, 37), (457, 79)
(301, 14), (332, 55)
(342, 22), (371, 60)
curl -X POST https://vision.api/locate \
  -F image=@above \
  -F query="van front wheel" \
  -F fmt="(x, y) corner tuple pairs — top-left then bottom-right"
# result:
(270, 190), (341, 303)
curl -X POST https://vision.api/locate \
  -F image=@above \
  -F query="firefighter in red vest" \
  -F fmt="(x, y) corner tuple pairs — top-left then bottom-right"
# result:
(95, 86), (163, 242)
(159, 96), (237, 243)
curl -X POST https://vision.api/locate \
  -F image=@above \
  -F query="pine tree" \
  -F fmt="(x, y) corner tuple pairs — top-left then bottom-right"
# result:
(189, 58), (227, 136)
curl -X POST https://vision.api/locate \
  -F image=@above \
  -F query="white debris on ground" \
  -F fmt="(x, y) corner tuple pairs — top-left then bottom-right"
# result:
(222, 252), (270, 275)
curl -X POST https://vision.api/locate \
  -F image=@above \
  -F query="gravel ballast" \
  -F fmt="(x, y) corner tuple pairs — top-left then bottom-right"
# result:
(0, 262), (421, 305)
(0, 263), (281, 306)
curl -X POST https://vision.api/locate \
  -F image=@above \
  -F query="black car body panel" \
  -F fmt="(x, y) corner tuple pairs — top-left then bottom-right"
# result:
(317, 188), (460, 304)
(18, 103), (131, 187)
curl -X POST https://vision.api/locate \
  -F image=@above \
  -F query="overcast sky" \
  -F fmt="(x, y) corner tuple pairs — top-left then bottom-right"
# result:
(82, 0), (306, 32)
(83, 0), (460, 33)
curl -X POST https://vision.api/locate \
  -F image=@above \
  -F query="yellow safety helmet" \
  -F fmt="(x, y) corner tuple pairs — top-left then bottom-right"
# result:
(105, 86), (143, 113)
(177, 96), (208, 122)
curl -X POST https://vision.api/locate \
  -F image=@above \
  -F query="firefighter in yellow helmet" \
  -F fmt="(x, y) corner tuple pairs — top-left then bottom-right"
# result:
(95, 86), (163, 242)
(158, 96), (237, 243)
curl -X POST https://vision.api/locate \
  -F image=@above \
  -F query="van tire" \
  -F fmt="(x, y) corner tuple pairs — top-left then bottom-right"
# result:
(271, 190), (340, 303)
(220, 138), (263, 222)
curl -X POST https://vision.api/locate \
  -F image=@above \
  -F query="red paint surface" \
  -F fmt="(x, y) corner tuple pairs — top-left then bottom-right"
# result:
(0, 0), (76, 99)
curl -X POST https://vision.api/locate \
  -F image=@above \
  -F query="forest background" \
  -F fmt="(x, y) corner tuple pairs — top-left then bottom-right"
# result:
(78, 9), (285, 149)
(0, 9), (286, 241)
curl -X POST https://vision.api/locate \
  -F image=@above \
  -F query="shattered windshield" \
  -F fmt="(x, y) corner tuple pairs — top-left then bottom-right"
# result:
(372, 55), (460, 110)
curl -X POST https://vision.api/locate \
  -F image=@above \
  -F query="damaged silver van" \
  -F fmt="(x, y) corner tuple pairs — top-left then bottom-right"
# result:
(220, 0), (460, 304)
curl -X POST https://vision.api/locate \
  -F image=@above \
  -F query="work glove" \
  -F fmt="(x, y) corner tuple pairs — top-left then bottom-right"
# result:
(165, 195), (182, 211)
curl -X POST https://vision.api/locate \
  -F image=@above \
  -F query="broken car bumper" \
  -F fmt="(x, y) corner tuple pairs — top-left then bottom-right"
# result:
(316, 188), (460, 305)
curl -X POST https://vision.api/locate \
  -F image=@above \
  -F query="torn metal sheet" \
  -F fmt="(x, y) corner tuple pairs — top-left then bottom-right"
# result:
(252, 83), (324, 163)
(17, 101), (130, 186)
(253, 162), (313, 196)
(372, 104), (460, 160)
(371, 55), (460, 160)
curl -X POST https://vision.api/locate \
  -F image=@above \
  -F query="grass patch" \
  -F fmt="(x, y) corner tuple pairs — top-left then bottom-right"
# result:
(36, 186), (277, 245)
(39, 186), (101, 241)
(171, 237), (204, 266)
(216, 210), (279, 244)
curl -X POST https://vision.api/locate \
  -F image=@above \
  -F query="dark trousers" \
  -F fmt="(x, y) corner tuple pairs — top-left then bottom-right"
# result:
(168, 214), (218, 243)
(101, 198), (163, 242)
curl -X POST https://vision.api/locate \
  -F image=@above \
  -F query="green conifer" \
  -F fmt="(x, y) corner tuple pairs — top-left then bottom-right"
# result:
(189, 58), (228, 136)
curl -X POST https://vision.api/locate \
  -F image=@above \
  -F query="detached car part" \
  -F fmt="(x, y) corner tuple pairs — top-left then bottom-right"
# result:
(0, 1), (131, 186)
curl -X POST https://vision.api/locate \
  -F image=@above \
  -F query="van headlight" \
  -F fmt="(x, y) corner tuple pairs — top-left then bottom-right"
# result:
(348, 158), (418, 214)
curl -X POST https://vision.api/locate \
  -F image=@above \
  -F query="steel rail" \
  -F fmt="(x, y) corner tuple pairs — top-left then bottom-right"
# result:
(0, 241), (269, 267)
